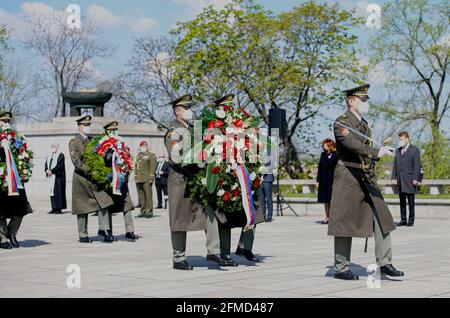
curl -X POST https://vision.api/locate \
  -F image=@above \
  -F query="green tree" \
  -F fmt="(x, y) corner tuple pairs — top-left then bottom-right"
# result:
(171, 0), (366, 178)
(0, 25), (9, 85)
(370, 0), (449, 172)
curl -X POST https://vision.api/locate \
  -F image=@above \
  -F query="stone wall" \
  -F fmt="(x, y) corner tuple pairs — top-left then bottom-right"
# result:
(17, 117), (166, 211)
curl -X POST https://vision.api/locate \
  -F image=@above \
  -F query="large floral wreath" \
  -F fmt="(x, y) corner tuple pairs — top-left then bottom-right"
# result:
(187, 102), (269, 225)
(84, 132), (133, 194)
(0, 122), (34, 194)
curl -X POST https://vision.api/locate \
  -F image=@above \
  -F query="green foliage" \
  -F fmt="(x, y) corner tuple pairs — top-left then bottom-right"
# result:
(84, 136), (112, 191)
(206, 163), (219, 193)
(420, 134), (450, 179)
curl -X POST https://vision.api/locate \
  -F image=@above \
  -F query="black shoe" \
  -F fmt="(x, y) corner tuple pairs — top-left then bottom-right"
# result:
(397, 221), (407, 226)
(98, 230), (115, 243)
(79, 237), (92, 243)
(334, 270), (359, 280)
(144, 213), (154, 218)
(48, 210), (54, 214)
(220, 255), (239, 267)
(0, 242), (13, 249)
(136, 213), (146, 218)
(173, 260), (193, 270)
(407, 222), (414, 227)
(54, 210), (62, 215)
(206, 254), (233, 266)
(156, 206), (163, 209)
(125, 232), (138, 240)
(235, 248), (259, 262)
(380, 264), (404, 277)
(7, 235), (19, 248)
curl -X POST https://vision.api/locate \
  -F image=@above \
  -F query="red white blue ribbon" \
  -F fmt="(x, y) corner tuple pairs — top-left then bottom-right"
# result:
(234, 163), (256, 230)
(112, 151), (123, 196)
(1, 139), (23, 196)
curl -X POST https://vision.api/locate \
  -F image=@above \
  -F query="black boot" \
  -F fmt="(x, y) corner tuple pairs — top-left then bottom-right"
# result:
(334, 270), (359, 280)
(79, 237), (92, 243)
(173, 260), (193, 270)
(220, 255), (239, 267)
(98, 230), (115, 243)
(7, 235), (19, 248)
(235, 248), (259, 262)
(125, 232), (138, 240)
(0, 241), (13, 249)
(380, 264), (404, 277)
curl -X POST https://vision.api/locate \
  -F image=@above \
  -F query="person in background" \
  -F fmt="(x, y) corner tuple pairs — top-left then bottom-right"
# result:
(155, 154), (170, 209)
(135, 141), (157, 218)
(391, 131), (421, 227)
(259, 150), (275, 222)
(317, 139), (338, 225)
(45, 143), (67, 215)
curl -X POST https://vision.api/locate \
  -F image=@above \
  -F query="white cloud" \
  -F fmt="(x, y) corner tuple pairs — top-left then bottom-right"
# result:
(87, 5), (122, 26)
(127, 12), (159, 33)
(171, 0), (232, 16)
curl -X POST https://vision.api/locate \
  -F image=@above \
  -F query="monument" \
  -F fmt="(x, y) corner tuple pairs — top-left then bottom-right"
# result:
(17, 90), (166, 212)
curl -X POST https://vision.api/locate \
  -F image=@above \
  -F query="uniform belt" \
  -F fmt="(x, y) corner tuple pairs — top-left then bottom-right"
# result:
(338, 160), (369, 170)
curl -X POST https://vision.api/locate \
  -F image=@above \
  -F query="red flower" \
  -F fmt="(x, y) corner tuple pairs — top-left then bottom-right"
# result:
(217, 178), (225, 186)
(211, 166), (221, 174)
(223, 105), (233, 112)
(208, 120), (225, 129)
(245, 138), (251, 149)
(253, 178), (261, 188)
(231, 188), (240, 197)
(223, 192), (231, 202)
(204, 134), (214, 144)
(232, 118), (243, 129)
(10, 131), (15, 138)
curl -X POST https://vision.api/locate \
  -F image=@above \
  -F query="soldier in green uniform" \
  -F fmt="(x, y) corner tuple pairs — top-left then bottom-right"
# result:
(102, 121), (137, 241)
(165, 94), (225, 270)
(329, 84), (405, 280)
(135, 141), (157, 218)
(69, 115), (114, 243)
(0, 111), (33, 249)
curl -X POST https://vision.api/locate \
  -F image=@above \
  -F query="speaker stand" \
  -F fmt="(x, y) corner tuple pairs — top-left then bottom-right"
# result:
(275, 173), (298, 217)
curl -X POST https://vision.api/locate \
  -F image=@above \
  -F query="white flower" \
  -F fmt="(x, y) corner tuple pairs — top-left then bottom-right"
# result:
(214, 145), (223, 154)
(236, 139), (245, 150)
(198, 162), (206, 169)
(0, 167), (4, 175)
(18, 155), (24, 160)
(201, 178), (207, 186)
(23, 152), (29, 158)
(217, 189), (225, 197)
(250, 172), (256, 181)
(23, 170), (29, 175)
(225, 166), (231, 173)
(231, 184), (238, 191)
(216, 109), (226, 119)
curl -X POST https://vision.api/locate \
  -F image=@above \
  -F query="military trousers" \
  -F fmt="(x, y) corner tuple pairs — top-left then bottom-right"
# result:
(334, 214), (392, 274)
(0, 217), (23, 242)
(136, 182), (153, 215)
(77, 208), (110, 238)
(219, 224), (256, 256)
(108, 211), (135, 233)
(171, 206), (221, 263)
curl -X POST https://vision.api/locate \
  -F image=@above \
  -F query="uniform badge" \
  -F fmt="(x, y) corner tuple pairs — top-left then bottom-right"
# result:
(340, 127), (349, 136)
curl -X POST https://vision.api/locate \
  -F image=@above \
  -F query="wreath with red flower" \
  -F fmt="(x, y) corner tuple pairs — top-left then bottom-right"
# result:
(0, 123), (34, 192)
(84, 133), (133, 192)
(187, 103), (269, 214)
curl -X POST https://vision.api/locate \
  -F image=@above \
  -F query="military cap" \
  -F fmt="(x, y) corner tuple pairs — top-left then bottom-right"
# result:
(169, 94), (192, 108)
(0, 111), (12, 121)
(76, 115), (92, 125)
(343, 84), (370, 99)
(103, 121), (119, 130)
(214, 94), (235, 106)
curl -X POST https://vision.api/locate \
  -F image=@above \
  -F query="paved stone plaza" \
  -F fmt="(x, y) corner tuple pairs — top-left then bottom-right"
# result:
(1, 208), (450, 298)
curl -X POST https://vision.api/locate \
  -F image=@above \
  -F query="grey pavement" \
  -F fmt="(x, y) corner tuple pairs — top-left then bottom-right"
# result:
(1, 208), (450, 298)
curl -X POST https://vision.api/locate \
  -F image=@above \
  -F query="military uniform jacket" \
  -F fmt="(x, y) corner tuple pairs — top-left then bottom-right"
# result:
(165, 121), (206, 232)
(328, 110), (395, 238)
(134, 150), (157, 184)
(69, 134), (114, 215)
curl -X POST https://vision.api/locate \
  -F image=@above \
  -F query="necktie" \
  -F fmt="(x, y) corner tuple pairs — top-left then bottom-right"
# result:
(401, 148), (406, 156)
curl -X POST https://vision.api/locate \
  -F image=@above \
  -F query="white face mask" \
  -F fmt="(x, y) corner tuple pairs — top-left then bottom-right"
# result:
(51, 147), (58, 153)
(140, 147), (147, 153)
(355, 99), (370, 114)
(398, 140), (407, 148)
(81, 125), (91, 135)
(182, 109), (193, 122)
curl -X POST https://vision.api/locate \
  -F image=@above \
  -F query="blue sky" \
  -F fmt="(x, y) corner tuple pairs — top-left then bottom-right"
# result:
(0, 0), (388, 79)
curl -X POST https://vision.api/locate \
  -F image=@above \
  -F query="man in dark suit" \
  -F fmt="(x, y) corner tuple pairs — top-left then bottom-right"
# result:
(155, 154), (170, 209)
(391, 131), (421, 227)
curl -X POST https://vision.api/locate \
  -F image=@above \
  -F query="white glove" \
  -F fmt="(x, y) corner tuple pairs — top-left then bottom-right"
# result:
(378, 146), (395, 157)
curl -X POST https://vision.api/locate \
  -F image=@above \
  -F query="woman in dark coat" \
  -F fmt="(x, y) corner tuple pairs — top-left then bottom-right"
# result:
(317, 139), (338, 224)
(45, 144), (67, 214)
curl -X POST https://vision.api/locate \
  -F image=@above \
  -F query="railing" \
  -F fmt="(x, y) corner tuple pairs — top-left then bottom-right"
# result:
(278, 179), (450, 196)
